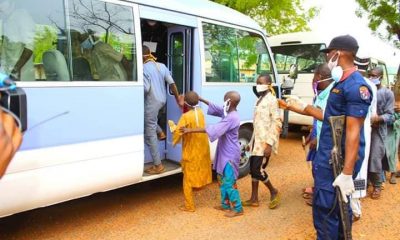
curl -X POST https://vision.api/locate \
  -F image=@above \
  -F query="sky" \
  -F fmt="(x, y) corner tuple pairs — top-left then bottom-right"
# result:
(304, 0), (400, 70)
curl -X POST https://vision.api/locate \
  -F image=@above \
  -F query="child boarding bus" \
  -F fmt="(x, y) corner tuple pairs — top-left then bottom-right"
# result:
(268, 31), (390, 127)
(0, 0), (279, 217)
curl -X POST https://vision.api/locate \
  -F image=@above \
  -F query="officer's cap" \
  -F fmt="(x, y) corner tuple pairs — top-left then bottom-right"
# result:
(320, 35), (359, 55)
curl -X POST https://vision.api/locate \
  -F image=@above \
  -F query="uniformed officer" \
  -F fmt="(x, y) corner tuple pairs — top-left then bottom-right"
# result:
(311, 35), (372, 239)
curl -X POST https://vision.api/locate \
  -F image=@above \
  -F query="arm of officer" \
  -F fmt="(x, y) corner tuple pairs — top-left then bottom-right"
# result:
(342, 116), (364, 175)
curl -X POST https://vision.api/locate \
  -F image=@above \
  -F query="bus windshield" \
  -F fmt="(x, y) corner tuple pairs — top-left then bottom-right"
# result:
(271, 44), (326, 74)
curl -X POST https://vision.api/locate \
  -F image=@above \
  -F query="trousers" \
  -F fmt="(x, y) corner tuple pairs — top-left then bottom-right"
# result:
(218, 163), (243, 213)
(144, 99), (164, 165)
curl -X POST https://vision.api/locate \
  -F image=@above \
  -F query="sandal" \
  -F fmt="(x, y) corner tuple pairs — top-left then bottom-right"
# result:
(144, 165), (165, 174)
(269, 193), (281, 209)
(389, 174), (397, 184)
(371, 187), (381, 200)
(302, 192), (313, 199)
(242, 200), (260, 207)
(224, 210), (244, 218)
(214, 205), (231, 212)
(179, 205), (195, 212)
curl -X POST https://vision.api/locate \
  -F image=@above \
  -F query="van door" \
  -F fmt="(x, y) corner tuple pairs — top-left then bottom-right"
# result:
(165, 27), (191, 162)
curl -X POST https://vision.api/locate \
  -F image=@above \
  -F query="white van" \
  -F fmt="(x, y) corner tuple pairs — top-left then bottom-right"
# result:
(268, 32), (390, 126)
(0, 0), (278, 217)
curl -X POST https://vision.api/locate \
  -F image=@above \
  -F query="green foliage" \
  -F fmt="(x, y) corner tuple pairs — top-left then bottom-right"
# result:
(355, 0), (400, 47)
(210, 0), (319, 35)
(33, 25), (57, 64)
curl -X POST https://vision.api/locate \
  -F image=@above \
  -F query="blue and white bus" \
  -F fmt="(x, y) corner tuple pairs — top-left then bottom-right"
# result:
(0, 0), (279, 217)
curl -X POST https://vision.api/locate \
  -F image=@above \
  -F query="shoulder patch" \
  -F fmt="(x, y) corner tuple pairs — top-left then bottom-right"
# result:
(359, 86), (370, 100)
(332, 88), (340, 94)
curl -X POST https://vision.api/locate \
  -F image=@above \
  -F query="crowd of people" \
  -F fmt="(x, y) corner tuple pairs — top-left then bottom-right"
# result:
(278, 35), (400, 238)
(142, 34), (400, 238)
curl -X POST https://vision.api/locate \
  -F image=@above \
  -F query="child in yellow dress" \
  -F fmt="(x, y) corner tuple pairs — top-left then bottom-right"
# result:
(171, 91), (212, 212)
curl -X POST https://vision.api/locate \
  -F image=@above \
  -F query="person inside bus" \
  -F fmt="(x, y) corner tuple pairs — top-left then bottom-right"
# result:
(0, 0), (35, 80)
(143, 45), (181, 175)
(181, 91), (244, 218)
(171, 91), (212, 212)
(79, 30), (130, 81)
(243, 73), (281, 209)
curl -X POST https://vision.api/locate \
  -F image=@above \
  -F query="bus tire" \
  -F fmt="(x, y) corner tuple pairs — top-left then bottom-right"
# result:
(238, 127), (252, 178)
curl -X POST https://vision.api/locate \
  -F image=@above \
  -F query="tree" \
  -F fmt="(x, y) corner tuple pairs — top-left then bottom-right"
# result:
(210, 0), (318, 35)
(355, 0), (400, 47)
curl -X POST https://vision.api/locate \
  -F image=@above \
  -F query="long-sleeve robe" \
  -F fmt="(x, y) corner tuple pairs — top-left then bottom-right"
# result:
(172, 108), (212, 188)
(369, 87), (394, 173)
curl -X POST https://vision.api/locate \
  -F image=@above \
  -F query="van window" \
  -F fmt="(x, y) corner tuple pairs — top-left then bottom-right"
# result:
(0, 0), (137, 82)
(68, 0), (137, 81)
(0, 0), (66, 81)
(203, 22), (273, 83)
(271, 44), (326, 73)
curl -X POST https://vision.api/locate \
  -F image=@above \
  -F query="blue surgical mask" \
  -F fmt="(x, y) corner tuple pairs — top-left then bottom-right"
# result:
(327, 52), (340, 71)
(331, 66), (343, 83)
(312, 82), (318, 96)
(80, 37), (93, 49)
(370, 77), (381, 85)
(223, 99), (231, 117)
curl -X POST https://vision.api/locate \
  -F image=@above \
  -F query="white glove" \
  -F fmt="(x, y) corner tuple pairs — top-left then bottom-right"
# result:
(332, 173), (355, 203)
(285, 95), (307, 111)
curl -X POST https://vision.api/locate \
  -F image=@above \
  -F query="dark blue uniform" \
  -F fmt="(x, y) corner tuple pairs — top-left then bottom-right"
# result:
(312, 70), (371, 239)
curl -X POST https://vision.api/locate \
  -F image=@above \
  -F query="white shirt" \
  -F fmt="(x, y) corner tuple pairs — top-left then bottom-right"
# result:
(1, 8), (35, 80)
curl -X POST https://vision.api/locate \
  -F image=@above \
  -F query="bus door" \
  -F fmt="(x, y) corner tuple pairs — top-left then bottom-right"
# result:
(166, 27), (192, 162)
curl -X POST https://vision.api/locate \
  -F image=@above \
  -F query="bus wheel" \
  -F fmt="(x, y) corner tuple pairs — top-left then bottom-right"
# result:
(238, 127), (252, 178)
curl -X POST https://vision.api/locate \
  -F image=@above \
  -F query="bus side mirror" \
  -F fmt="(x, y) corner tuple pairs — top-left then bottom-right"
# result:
(0, 88), (27, 132)
(281, 76), (294, 91)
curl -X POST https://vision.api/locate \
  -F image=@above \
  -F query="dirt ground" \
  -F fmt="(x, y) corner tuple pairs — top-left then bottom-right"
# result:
(1, 131), (400, 240)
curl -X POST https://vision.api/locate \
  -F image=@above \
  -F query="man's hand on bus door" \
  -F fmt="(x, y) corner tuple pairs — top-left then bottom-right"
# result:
(178, 95), (185, 110)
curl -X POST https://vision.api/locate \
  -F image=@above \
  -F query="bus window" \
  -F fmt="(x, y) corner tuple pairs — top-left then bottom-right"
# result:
(170, 32), (184, 93)
(271, 44), (325, 74)
(238, 31), (273, 83)
(377, 62), (389, 86)
(202, 22), (274, 83)
(203, 23), (238, 82)
(68, 0), (137, 81)
(0, 0), (66, 81)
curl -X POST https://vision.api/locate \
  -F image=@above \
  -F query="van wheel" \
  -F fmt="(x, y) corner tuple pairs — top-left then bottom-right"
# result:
(238, 127), (252, 178)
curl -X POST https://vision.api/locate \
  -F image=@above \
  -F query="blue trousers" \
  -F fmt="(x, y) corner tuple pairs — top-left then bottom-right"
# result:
(217, 163), (243, 213)
(144, 99), (164, 165)
(312, 164), (353, 240)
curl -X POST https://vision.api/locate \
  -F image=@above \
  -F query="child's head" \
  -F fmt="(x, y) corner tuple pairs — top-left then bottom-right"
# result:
(184, 91), (199, 107)
(256, 73), (272, 85)
(224, 91), (241, 112)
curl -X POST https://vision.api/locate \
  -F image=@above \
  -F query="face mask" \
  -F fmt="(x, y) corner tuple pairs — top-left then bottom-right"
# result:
(256, 85), (269, 93)
(331, 66), (343, 83)
(184, 101), (200, 126)
(252, 86), (260, 98)
(223, 99), (231, 117)
(370, 77), (381, 85)
(312, 82), (318, 95)
(327, 52), (340, 71)
(80, 37), (93, 49)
